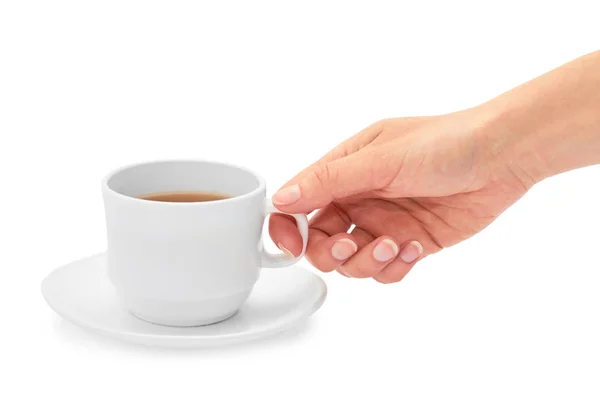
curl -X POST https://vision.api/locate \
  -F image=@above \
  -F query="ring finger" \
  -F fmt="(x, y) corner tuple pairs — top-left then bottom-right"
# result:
(339, 236), (400, 278)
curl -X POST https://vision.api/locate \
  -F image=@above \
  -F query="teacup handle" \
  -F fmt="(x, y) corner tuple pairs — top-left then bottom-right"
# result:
(261, 200), (309, 268)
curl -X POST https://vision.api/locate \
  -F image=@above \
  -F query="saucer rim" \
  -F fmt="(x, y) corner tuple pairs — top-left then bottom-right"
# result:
(42, 253), (327, 347)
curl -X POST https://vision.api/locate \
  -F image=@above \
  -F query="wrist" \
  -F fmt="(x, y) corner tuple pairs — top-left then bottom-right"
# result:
(474, 51), (600, 186)
(474, 99), (553, 187)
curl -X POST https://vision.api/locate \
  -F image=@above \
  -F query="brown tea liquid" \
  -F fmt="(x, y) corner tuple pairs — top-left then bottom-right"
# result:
(138, 191), (232, 203)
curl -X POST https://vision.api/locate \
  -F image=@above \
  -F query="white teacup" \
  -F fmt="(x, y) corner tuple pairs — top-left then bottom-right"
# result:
(101, 160), (308, 326)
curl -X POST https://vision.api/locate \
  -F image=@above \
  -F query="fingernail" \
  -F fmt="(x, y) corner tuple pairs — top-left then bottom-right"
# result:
(399, 241), (423, 263)
(278, 243), (295, 257)
(272, 185), (301, 205)
(373, 239), (399, 262)
(338, 267), (351, 277)
(331, 238), (358, 261)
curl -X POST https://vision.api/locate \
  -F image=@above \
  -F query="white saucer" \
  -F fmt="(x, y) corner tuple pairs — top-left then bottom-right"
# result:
(42, 253), (327, 348)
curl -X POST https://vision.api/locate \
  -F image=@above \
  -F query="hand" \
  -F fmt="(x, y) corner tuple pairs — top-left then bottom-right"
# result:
(269, 110), (532, 283)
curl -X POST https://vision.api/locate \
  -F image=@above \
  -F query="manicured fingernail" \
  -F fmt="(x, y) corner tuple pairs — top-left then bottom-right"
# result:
(331, 238), (358, 261)
(399, 241), (423, 263)
(338, 267), (351, 277)
(272, 185), (301, 205)
(278, 243), (295, 257)
(373, 239), (399, 262)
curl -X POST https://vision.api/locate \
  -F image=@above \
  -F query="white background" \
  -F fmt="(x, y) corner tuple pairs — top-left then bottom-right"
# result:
(1, 1), (599, 396)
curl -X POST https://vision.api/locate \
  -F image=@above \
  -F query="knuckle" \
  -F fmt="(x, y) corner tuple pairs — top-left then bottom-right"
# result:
(310, 163), (338, 193)
(314, 163), (332, 184)
(370, 149), (401, 189)
(372, 119), (389, 132)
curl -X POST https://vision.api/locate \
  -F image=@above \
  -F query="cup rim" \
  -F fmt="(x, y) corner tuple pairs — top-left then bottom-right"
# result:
(101, 159), (267, 206)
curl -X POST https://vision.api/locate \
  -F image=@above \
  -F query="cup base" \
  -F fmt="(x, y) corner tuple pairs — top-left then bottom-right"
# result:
(117, 289), (252, 327)
(130, 308), (237, 327)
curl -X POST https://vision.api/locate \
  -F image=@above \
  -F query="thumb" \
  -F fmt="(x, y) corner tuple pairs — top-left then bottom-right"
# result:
(272, 148), (396, 213)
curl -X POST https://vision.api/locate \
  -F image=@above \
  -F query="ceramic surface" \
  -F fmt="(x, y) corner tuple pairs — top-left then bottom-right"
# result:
(42, 254), (326, 348)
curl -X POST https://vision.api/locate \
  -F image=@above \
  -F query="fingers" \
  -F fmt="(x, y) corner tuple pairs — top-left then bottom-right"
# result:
(349, 226), (376, 248)
(373, 241), (424, 283)
(306, 230), (425, 283)
(309, 203), (352, 236)
(269, 203), (352, 258)
(277, 122), (385, 191)
(304, 204), (354, 271)
(272, 122), (394, 214)
(333, 227), (375, 276)
(268, 214), (304, 257)
(305, 232), (359, 272)
(338, 237), (400, 278)
(294, 203), (427, 281)
(273, 146), (400, 213)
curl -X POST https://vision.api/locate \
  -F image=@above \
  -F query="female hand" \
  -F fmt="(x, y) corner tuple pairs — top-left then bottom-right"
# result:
(269, 50), (600, 283)
(268, 110), (531, 283)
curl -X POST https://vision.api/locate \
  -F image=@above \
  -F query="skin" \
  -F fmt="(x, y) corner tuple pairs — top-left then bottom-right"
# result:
(269, 51), (600, 283)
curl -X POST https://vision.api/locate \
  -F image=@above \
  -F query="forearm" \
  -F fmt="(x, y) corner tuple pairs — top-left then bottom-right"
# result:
(479, 51), (600, 184)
